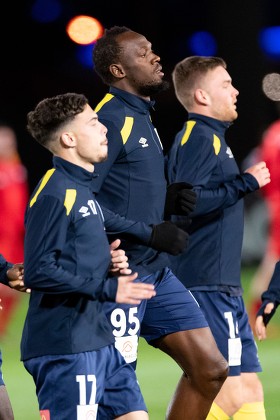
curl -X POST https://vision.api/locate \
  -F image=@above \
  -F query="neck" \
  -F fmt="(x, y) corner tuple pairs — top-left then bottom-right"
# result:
(112, 83), (150, 101)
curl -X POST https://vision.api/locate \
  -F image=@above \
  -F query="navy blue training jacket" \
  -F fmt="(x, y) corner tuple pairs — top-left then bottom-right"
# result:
(260, 261), (280, 308)
(166, 113), (259, 293)
(0, 254), (12, 286)
(94, 87), (171, 275)
(20, 157), (152, 361)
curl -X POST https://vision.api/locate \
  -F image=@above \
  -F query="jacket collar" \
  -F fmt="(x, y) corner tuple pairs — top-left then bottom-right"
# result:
(53, 156), (99, 192)
(188, 112), (232, 134)
(109, 86), (155, 113)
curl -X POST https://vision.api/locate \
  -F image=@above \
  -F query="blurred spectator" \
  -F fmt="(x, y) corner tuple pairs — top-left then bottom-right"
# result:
(247, 111), (280, 324)
(0, 122), (29, 336)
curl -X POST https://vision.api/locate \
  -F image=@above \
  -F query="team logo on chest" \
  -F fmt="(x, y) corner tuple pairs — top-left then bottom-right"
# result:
(226, 147), (234, 158)
(139, 137), (149, 147)
(79, 200), (98, 217)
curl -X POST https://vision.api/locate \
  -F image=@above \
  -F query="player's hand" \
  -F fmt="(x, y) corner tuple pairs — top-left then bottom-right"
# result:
(255, 302), (275, 341)
(109, 239), (132, 275)
(164, 182), (197, 217)
(149, 221), (189, 255)
(7, 263), (31, 293)
(245, 161), (271, 188)
(116, 272), (156, 304)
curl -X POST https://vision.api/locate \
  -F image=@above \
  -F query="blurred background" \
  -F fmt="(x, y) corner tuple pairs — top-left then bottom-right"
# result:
(1, 0), (280, 418)
(1, 0), (280, 190)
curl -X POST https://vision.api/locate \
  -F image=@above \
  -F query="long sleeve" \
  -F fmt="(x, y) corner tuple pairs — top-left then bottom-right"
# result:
(0, 254), (12, 286)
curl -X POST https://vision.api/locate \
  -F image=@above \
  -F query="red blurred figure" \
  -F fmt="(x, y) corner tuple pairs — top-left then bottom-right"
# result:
(248, 116), (280, 326)
(0, 122), (29, 336)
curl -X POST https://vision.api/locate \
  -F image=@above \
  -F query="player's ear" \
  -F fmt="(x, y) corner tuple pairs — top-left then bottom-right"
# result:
(194, 88), (209, 105)
(109, 63), (125, 79)
(61, 132), (76, 148)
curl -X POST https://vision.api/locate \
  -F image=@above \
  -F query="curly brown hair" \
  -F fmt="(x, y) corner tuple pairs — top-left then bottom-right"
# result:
(27, 92), (88, 148)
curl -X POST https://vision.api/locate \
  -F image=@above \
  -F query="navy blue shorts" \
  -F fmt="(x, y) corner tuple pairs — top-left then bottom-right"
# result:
(24, 345), (147, 420)
(102, 267), (208, 369)
(0, 350), (4, 386)
(191, 291), (262, 376)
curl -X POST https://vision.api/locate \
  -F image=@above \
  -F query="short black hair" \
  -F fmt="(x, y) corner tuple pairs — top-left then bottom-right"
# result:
(93, 26), (132, 85)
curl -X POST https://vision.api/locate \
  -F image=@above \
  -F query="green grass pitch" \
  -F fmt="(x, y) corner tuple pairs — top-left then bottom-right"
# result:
(1, 266), (280, 419)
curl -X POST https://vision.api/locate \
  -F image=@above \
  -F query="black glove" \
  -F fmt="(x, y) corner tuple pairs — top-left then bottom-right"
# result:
(256, 300), (279, 326)
(164, 182), (197, 218)
(148, 221), (189, 255)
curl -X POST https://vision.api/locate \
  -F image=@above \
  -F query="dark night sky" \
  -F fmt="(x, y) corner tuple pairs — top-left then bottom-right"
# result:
(1, 0), (280, 191)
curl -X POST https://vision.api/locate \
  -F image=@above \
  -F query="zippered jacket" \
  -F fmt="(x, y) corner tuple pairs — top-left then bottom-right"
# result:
(166, 113), (259, 292)
(94, 87), (171, 275)
(21, 157), (153, 360)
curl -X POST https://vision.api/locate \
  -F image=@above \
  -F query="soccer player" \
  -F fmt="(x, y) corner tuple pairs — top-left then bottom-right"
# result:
(247, 117), (280, 322)
(92, 26), (228, 420)
(166, 56), (270, 419)
(255, 260), (280, 341)
(20, 92), (158, 420)
(0, 254), (25, 420)
(0, 123), (29, 337)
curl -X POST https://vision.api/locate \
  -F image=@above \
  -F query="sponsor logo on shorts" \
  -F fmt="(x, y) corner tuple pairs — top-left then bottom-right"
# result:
(40, 410), (50, 420)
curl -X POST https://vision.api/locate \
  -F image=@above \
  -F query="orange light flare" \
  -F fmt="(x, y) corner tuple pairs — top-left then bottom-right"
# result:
(66, 15), (104, 45)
